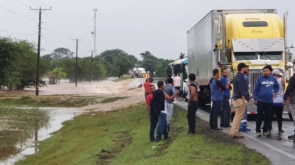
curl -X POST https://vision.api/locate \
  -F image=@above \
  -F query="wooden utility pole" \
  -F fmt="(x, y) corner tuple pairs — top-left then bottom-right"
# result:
(30, 6), (51, 96)
(72, 38), (83, 87)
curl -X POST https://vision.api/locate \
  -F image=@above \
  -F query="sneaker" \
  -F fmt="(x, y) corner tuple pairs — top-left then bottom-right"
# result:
(150, 139), (155, 142)
(187, 131), (195, 134)
(164, 136), (173, 140)
(263, 131), (271, 137)
(278, 129), (284, 133)
(256, 132), (262, 137)
(155, 139), (161, 142)
(288, 134), (295, 139)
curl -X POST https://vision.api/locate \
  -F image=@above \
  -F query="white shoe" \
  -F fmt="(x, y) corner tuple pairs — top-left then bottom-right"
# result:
(256, 132), (262, 137)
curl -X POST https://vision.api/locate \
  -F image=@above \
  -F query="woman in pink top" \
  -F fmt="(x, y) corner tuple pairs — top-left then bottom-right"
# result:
(173, 74), (181, 98)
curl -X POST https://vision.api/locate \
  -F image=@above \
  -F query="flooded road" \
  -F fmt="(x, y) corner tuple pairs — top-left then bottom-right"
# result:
(0, 78), (145, 164)
(0, 108), (84, 165)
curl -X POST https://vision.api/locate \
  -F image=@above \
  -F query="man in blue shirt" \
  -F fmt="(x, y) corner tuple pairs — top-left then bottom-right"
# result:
(220, 69), (232, 128)
(210, 69), (229, 130)
(254, 65), (279, 137)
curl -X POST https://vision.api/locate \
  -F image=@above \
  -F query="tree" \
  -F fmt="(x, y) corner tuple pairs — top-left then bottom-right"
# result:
(48, 67), (66, 84)
(50, 47), (74, 59)
(114, 55), (133, 78)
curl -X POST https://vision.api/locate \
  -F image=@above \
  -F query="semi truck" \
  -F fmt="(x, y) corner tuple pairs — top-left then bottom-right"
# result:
(187, 9), (294, 120)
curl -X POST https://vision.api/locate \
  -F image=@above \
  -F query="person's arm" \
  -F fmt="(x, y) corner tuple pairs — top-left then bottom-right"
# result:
(254, 78), (260, 101)
(281, 78), (286, 90)
(273, 78), (279, 97)
(284, 76), (295, 100)
(237, 76), (247, 102)
(216, 79), (228, 90)
(164, 90), (179, 101)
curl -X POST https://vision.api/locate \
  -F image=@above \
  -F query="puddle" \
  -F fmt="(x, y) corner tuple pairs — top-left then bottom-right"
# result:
(0, 108), (84, 165)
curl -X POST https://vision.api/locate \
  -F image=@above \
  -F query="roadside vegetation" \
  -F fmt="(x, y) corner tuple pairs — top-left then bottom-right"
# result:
(0, 95), (101, 107)
(15, 104), (270, 165)
(100, 97), (127, 104)
(0, 107), (49, 161)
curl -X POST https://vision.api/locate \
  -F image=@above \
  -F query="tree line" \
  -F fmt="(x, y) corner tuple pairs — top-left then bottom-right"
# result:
(0, 38), (173, 90)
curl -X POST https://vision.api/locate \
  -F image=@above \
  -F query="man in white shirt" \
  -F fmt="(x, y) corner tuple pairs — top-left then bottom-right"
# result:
(173, 74), (181, 99)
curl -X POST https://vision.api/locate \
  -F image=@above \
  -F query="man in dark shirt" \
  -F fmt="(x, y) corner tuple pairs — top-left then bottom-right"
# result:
(230, 63), (249, 138)
(209, 69), (229, 130)
(187, 73), (199, 134)
(220, 69), (232, 128)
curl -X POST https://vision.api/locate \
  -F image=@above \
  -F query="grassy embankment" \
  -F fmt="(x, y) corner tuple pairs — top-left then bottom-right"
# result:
(0, 95), (126, 107)
(0, 107), (49, 160)
(16, 104), (270, 165)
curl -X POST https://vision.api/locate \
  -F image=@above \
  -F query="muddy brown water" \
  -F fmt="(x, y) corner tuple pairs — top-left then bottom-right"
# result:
(0, 108), (84, 165)
(0, 78), (144, 165)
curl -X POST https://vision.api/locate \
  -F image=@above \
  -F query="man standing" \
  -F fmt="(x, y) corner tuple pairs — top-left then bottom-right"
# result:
(152, 81), (179, 142)
(254, 65), (279, 137)
(239, 67), (251, 132)
(220, 69), (232, 128)
(143, 79), (151, 98)
(283, 66), (295, 141)
(187, 73), (199, 134)
(230, 63), (249, 138)
(173, 74), (181, 98)
(164, 77), (175, 133)
(146, 84), (157, 142)
(209, 69), (229, 130)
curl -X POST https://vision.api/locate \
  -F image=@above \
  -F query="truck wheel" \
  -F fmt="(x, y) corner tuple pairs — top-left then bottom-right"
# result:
(289, 113), (293, 121)
(231, 112), (235, 122)
(198, 94), (206, 106)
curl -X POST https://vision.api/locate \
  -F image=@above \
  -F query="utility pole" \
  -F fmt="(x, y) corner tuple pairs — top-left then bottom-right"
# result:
(72, 38), (83, 87)
(30, 6), (51, 96)
(93, 8), (97, 56)
(89, 50), (93, 84)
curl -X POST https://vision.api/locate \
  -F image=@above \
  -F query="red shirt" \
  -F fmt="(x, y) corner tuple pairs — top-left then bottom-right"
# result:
(146, 93), (153, 104)
(144, 82), (151, 93)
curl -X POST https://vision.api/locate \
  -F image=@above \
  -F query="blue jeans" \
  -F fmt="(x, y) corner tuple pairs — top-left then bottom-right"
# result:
(150, 116), (158, 141)
(220, 97), (230, 127)
(210, 100), (222, 127)
(156, 112), (168, 140)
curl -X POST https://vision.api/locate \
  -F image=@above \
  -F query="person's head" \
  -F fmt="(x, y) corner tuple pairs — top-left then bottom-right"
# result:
(263, 65), (273, 77)
(237, 63), (249, 73)
(174, 73), (177, 77)
(145, 78), (149, 82)
(244, 67), (249, 75)
(157, 81), (164, 90)
(222, 69), (228, 78)
(167, 78), (173, 84)
(150, 84), (155, 93)
(189, 73), (196, 83)
(213, 69), (220, 78)
(272, 69), (281, 78)
(168, 75), (172, 78)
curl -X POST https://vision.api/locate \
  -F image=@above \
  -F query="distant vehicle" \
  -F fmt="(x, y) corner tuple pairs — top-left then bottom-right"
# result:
(131, 67), (147, 78)
(166, 56), (188, 97)
(187, 9), (293, 120)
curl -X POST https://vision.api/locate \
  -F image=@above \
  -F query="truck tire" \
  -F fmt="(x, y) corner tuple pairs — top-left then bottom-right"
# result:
(198, 93), (206, 106)
(289, 113), (293, 121)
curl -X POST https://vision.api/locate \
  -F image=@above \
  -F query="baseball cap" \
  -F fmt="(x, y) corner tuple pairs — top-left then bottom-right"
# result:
(272, 69), (281, 75)
(237, 63), (249, 69)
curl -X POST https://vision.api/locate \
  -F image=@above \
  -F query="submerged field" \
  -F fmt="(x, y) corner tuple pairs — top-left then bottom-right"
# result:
(15, 104), (270, 165)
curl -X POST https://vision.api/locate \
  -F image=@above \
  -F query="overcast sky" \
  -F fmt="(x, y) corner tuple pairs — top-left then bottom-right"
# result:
(0, 0), (294, 60)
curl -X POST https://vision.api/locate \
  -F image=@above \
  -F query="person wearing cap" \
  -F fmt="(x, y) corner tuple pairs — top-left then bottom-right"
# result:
(283, 66), (295, 141)
(230, 63), (249, 138)
(254, 65), (279, 137)
(269, 69), (285, 133)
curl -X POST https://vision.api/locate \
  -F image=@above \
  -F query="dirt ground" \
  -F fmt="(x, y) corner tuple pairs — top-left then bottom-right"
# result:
(0, 78), (145, 112)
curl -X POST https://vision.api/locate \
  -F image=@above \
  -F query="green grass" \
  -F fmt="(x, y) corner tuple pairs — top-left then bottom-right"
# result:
(100, 97), (126, 104)
(113, 75), (132, 82)
(15, 104), (270, 165)
(0, 95), (100, 107)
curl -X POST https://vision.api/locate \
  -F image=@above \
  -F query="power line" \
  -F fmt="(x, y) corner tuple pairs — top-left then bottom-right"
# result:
(42, 35), (55, 50)
(42, 23), (70, 47)
(43, 12), (72, 39)
(52, 9), (73, 36)
(0, 29), (36, 35)
(15, 0), (30, 7)
(27, 0), (41, 6)
(0, 5), (37, 21)
(36, 0), (50, 7)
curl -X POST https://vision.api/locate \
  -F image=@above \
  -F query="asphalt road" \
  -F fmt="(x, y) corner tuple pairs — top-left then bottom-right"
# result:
(175, 100), (295, 165)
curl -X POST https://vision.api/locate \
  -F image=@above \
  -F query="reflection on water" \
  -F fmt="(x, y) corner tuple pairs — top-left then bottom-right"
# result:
(0, 108), (83, 165)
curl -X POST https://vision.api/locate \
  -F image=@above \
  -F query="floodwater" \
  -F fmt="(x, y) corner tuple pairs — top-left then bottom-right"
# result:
(0, 78), (145, 164)
(0, 108), (84, 165)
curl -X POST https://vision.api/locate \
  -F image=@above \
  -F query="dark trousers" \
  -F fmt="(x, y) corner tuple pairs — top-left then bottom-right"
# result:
(149, 116), (158, 141)
(156, 112), (168, 140)
(270, 105), (283, 130)
(256, 101), (273, 133)
(187, 101), (198, 132)
(220, 97), (231, 127)
(210, 100), (222, 128)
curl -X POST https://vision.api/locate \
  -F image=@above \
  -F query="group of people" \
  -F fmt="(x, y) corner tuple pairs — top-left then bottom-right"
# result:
(144, 73), (199, 142)
(143, 62), (295, 142)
